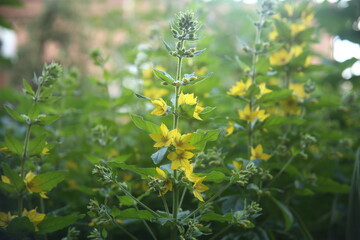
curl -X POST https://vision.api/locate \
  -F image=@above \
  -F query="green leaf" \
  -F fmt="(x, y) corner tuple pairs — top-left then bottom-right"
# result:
(313, 177), (349, 194)
(198, 106), (216, 120)
(36, 115), (60, 126)
(111, 154), (132, 163)
(235, 56), (250, 70)
(1, 163), (24, 193)
(28, 134), (47, 156)
(23, 79), (35, 96)
(151, 147), (168, 165)
(8, 217), (35, 236)
(38, 214), (83, 234)
(190, 129), (221, 152)
(4, 104), (25, 123)
(201, 213), (232, 222)
(255, 57), (270, 75)
(118, 195), (135, 206)
(153, 68), (175, 85)
(108, 162), (157, 179)
(5, 135), (23, 155)
(269, 196), (294, 231)
(110, 207), (155, 220)
(0, 181), (16, 193)
(130, 114), (160, 134)
(179, 104), (196, 118)
(34, 171), (67, 192)
(161, 39), (172, 52)
(193, 48), (206, 56)
(135, 93), (151, 100)
(274, 19), (291, 40)
(186, 72), (212, 86)
(263, 116), (305, 128)
(198, 171), (227, 183)
(245, 84), (260, 98)
(257, 89), (292, 106)
(86, 154), (102, 163)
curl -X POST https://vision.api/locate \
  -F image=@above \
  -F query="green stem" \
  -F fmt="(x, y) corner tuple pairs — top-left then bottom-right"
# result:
(171, 40), (185, 240)
(135, 205), (157, 240)
(18, 123), (32, 217)
(178, 187), (187, 210)
(117, 184), (160, 217)
(271, 153), (298, 185)
(112, 219), (139, 240)
(161, 195), (170, 215)
(184, 182), (232, 221)
(250, 14), (264, 84)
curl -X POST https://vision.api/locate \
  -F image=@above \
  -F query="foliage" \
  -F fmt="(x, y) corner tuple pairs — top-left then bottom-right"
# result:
(0, 0), (359, 239)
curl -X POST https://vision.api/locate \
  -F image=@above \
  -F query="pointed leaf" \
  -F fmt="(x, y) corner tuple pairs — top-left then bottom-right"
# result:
(130, 114), (160, 134)
(107, 162), (157, 179)
(153, 68), (175, 85)
(1, 163), (24, 193)
(34, 171), (67, 192)
(161, 39), (172, 52)
(190, 129), (221, 152)
(4, 104), (25, 123)
(5, 135), (22, 155)
(193, 48), (206, 56)
(23, 79), (35, 96)
(151, 147), (168, 165)
(38, 214), (83, 234)
(269, 196), (294, 231)
(29, 134), (47, 156)
(135, 93), (151, 100)
(110, 207), (155, 220)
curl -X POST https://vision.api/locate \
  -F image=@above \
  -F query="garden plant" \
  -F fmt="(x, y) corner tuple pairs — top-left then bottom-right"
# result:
(0, 0), (359, 239)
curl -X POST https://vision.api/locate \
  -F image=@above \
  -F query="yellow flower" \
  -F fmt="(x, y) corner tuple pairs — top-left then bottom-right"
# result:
(142, 67), (153, 80)
(184, 164), (200, 182)
(239, 105), (257, 122)
(270, 48), (293, 66)
(194, 66), (207, 76)
(251, 144), (271, 160)
(0, 147), (9, 153)
(22, 209), (46, 232)
(284, 4), (293, 17)
(151, 98), (167, 116)
(290, 83), (308, 99)
(155, 167), (172, 196)
(193, 105), (204, 121)
(268, 31), (278, 41)
(0, 211), (15, 227)
(225, 121), (235, 137)
(279, 96), (301, 115)
(1, 175), (10, 184)
(232, 161), (243, 171)
(227, 79), (251, 97)
(193, 176), (209, 202)
(179, 92), (197, 105)
(24, 171), (48, 199)
(149, 123), (177, 148)
(41, 147), (49, 155)
(257, 109), (270, 122)
(238, 105), (269, 122)
(167, 149), (193, 171)
(301, 10), (314, 26)
(291, 24), (306, 36)
(172, 131), (195, 150)
(290, 45), (303, 58)
(258, 82), (272, 97)
(144, 87), (169, 99)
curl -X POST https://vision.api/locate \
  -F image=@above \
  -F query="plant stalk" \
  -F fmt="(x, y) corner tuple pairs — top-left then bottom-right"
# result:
(18, 123), (32, 217)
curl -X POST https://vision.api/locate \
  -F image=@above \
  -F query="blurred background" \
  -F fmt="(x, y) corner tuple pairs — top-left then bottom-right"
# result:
(0, 0), (359, 89)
